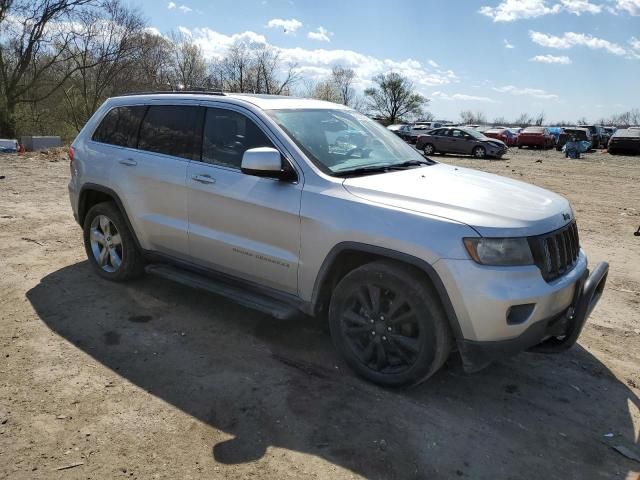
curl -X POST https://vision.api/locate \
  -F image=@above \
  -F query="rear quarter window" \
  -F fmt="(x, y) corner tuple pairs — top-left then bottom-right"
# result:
(92, 106), (146, 148)
(138, 105), (205, 160)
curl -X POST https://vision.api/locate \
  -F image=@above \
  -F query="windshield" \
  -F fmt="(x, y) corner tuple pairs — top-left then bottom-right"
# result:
(465, 129), (487, 139)
(268, 108), (428, 174)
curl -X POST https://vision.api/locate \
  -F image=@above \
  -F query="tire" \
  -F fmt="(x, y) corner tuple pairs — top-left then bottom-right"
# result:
(472, 146), (486, 159)
(328, 260), (453, 387)
(517, 145), (522, 149)
(423, 143), (435, 155)
(83, 201), (145, 281)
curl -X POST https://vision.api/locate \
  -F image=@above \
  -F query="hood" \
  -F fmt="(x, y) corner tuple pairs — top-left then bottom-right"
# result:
(342, 164), (573, 237)
(482, 138), (507, 148)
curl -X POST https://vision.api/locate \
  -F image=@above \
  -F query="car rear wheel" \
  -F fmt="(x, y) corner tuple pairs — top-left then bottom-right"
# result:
(472, 146), (486, 158)
(328, 261), (452, 387)
(83, 202), (144, 281)
(423, 143), (435, 155)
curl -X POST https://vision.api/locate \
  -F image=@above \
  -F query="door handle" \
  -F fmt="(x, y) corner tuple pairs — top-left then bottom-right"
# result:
(119, 158), (137, 166)
(192, 174), (216, 184)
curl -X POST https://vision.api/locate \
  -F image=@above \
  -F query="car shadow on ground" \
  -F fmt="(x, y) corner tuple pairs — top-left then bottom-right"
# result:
(27, 262), (640, 479)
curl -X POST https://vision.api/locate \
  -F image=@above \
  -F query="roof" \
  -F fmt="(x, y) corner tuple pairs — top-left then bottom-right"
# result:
(111, 91), (350, 111)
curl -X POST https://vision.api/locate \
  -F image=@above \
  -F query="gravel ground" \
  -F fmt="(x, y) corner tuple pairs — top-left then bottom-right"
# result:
(0, 146), (639, 479)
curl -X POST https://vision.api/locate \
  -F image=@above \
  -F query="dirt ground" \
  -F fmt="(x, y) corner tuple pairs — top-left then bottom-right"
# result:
(1, 146), (639, 480)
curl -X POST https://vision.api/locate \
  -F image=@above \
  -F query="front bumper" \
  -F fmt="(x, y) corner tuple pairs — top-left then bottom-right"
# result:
(457, 261), (608, 372)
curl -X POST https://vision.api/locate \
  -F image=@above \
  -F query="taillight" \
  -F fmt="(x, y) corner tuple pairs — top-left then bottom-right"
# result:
(68, 146), (74, 166)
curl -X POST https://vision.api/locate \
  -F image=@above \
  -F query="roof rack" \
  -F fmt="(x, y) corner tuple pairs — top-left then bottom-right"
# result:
(119, 90), (226, 97)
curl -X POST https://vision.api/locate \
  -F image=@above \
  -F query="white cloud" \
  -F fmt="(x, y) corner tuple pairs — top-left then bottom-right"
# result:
(432, 91), (498, 103)
(560, 0), (602, 14)
(144, 26), (162, 37)
(265, 18), (302, 34)
(428, 59), (439, 67)
(178, 26), (458, 91)
(529, 31), (628, 55)
(307, 26), (333, 42)
(492, 85), (559, 99)
(479, 0), (601, 21)
(504, 39), (515, 49)
(168, 2), (193, 13)
(615, 0), (640, 15)
(479, 0), (562, 21)
(530, 54), (572, 63)
(629, 37), (640, 58)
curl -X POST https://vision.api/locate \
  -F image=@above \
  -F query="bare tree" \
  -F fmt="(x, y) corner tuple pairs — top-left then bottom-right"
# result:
(514, 113), (533, 127)
(364, 72), (427, 124)
(62, 0), (145, 131)
(419, 111), (435, 121)
(331, 65), (355, 106)
(0, 0), (96, 137)
(166, 30), (207, 90)
(534, 112), (545, 126)
(460, 110), (487, 125)
(133, 31), (173, 91)
(220, 41), (254, 93)
(252, 45), (298, 94)
(309, 78), (339, 102)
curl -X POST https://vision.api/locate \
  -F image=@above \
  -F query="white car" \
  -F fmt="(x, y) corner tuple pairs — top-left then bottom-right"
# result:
(68, 92), (608, 386)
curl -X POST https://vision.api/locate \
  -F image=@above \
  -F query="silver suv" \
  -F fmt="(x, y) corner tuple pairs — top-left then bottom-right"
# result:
(68, 92), (608, 386)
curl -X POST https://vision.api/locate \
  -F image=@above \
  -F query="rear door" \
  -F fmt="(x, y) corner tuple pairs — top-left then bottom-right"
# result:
(186, 105), (303, 295)
(114, 102), (204, 258)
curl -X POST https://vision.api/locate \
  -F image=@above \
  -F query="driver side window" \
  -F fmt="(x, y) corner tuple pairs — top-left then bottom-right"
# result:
(202, 108), (275, 169)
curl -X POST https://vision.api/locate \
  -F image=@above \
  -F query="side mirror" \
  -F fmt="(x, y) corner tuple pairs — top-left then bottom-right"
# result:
(241, 147), (295, 181)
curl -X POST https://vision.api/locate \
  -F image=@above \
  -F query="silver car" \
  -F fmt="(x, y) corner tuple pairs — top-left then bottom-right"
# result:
(68, 92), (608, 386)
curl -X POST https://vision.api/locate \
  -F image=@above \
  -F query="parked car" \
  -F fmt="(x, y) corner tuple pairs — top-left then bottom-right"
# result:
(68, 91), (608, 387)
(407, 124), (435, 143)
(517, 127), (555, 149)
(397, 124), (412, 140)
(608, 128), (640, 155)
(484, 128), (518, 146)
(578, 125), (605, 148)
(556, 128), (592, 151)
(387, 124), (407, 136)
(416, 126), (508, 158)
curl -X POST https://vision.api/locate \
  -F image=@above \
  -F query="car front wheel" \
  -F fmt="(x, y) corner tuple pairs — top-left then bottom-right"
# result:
(472, 146), (486, 158)
(423, 143), (435, 155)
(328, 261), (452, 387)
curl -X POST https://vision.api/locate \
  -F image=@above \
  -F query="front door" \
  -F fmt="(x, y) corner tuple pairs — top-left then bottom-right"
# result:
(186, 106), (302, 295)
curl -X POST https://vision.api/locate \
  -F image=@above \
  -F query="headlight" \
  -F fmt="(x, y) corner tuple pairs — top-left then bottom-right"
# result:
(463, 237), (534, 266)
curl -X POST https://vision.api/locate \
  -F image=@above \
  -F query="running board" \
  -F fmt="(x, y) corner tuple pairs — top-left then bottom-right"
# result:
(145, 264), (300, 320)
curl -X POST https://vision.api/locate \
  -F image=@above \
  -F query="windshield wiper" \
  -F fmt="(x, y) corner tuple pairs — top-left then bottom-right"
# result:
(334, 159), (434, 177)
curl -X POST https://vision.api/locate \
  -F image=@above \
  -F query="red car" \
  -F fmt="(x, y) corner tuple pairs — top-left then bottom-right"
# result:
(517, 127), (555, 149)
(484, 128), (518, 147)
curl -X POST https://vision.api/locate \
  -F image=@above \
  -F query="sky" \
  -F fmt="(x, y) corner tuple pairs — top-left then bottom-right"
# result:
(134, 0), (640, 122)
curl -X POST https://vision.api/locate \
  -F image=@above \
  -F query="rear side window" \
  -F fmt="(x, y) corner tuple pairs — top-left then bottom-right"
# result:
(201, 108), (275, 169)
(92, 106), (146, 148)
(138, 105), (204, 160)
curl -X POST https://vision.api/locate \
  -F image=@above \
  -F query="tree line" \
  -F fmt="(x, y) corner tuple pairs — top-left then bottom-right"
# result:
(0, 0), (429, 140)
(458, 109), (640, 128)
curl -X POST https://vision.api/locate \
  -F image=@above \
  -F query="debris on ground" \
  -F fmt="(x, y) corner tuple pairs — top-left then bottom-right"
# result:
(54, 462), (84, 471)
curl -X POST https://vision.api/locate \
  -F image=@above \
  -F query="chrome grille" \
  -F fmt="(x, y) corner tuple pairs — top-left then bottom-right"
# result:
(528, 221), (580, 282)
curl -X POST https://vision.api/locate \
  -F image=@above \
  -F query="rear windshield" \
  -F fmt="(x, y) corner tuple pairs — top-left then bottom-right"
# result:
(523, 127), (545, 133)
(613, 129), (640, 138)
